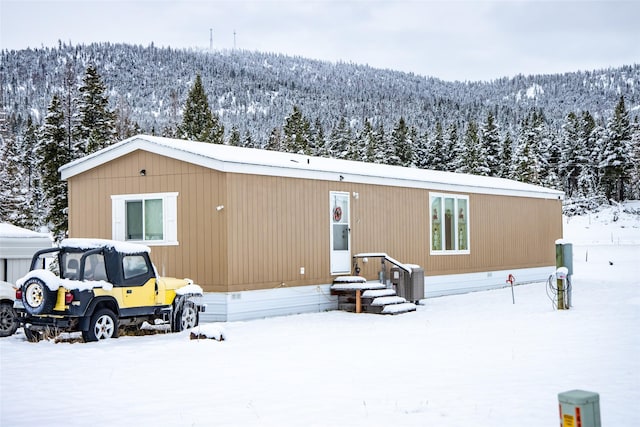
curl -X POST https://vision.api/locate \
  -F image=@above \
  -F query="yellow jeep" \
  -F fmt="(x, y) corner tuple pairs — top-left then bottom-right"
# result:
(14, 238), (205, 342)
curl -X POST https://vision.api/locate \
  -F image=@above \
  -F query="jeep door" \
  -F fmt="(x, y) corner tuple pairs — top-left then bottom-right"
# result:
(119, 254), (156, 309)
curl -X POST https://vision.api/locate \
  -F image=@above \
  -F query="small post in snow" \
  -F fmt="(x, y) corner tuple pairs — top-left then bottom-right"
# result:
(506, 274), (516, 304)
(355, 289), (362, 313)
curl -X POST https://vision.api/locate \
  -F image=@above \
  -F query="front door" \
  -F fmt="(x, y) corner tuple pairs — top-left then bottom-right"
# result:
(330, 191), (351, 274)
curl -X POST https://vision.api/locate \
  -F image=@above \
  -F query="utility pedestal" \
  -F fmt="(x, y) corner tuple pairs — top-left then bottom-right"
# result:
(558, 389), (601, 427)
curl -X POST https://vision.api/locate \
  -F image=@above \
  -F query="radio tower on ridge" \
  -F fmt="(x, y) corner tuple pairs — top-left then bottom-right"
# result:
(209, 28), (213, 52)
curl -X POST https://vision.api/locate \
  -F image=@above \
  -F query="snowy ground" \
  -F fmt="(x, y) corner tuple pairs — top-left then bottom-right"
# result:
(1, 204), (639, 426)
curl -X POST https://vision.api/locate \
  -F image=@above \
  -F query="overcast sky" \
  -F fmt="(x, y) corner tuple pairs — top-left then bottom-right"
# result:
(1, 0), (638, 82)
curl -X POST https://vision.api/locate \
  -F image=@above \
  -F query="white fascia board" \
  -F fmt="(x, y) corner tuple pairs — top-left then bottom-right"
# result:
(222, 161), (563, 200)
(60, 135), (564, 200)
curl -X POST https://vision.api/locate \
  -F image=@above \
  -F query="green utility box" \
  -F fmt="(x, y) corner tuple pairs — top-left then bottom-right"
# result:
(556, 240), (574, 275)
(558, 390), (601, 427)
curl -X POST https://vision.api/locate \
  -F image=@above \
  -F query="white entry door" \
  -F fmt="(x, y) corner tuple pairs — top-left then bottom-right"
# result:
(330, 192), (351, 274)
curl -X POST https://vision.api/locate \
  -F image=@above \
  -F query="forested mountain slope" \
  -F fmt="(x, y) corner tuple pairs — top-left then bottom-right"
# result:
(2, 43), (638, 141)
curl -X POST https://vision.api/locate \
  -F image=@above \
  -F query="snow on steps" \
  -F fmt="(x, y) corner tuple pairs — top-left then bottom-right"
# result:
(331, 278), (417, 315)
(381, 302), (417, 314)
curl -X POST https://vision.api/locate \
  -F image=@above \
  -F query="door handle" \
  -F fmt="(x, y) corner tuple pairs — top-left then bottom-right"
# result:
(126, 289), (132, 294)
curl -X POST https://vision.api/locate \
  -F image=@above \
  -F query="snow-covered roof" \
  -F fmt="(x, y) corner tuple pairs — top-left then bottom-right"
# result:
(61, 238), (150, 254)
(0, 223), (53, 259)
(59, 134), (564, 200)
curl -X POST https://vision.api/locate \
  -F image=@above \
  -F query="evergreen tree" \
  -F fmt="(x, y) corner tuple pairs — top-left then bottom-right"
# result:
(76, 64), (116, 155)
(598, 96), (633, 202)
(499, 132), (515, 178)
(0, 132), (28, 225)
(228, 126), (241, 146)
(20, 117), (44, 228)
(443, 123), (458, 172)
(457, 121), (490, 176)
(426, 122), (446, 170)
(390, 117), (412, 166)
(265, 127), (282, 151)
(512, 116), (540, 184)
(178, 74), (224, 144)
(39, 94), (70, 240)
(282, 105), (311, 154)
(480, 112), (501, 176)
(629, 118), (640, 200)
(413, 129), (430, 169)
(328, 117), (352, 159)
(309, 118), (327, 157)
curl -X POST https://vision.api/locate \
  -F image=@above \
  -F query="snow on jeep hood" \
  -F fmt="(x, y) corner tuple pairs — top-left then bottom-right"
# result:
(61, 238), (150, 254)
(175, 283), (204, 296)
(16, 269), (114, 292)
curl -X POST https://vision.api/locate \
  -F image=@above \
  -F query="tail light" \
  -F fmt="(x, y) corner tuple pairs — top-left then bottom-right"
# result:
(65, 292), (74, 304)
(15, 289), (22, 300)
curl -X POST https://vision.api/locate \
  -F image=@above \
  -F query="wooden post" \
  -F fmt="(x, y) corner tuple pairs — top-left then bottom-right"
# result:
(557, 278), (565, 310)
(355, 289), (362, 313)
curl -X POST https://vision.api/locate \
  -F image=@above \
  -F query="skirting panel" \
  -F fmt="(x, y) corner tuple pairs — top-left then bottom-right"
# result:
(199, 266), (556, 322)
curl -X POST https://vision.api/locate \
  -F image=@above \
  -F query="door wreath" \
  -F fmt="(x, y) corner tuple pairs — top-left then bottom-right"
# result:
(333, 206), (343, 222)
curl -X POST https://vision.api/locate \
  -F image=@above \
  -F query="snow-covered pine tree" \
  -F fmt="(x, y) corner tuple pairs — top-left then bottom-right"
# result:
(443, 123), (459, 172)
(630, 117), (640, 200)
(265, 127), (282, 151)
(283, 106), (311, 155)
(20, 117), (45, 229)
(178, 74), (224, 144)
(77, 64), (116, 155)
(425, 122), (446, 170)
(328, 117), (352, 160)
(413, 129), (430, 169)
(480, 112), (501, 176)
(511, 116), (540, 184)
(39, 94), (71, 240)
(309, 118), (328, 157)
(598, 96), (633, 202)
(228, 126), (241, 146)
(390, 117), (412, 167)
(457, 121), (489, 176)
(0, 130), (29, 225)
(499, 132), (515, 179)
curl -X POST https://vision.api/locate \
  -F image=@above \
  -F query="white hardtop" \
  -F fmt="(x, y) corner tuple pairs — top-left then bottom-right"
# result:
(59, 134), (565, 200)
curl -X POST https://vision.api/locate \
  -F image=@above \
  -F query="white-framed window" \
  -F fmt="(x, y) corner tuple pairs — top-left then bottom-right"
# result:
(111, 192), (178, 246)
(430, 192), (469, 255)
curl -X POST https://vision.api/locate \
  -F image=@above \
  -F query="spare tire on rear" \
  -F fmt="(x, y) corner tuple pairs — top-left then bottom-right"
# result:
(21, 277), (57, 315)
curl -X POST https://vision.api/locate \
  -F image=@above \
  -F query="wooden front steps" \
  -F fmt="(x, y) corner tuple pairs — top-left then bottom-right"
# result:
(330, 276), (417, 315)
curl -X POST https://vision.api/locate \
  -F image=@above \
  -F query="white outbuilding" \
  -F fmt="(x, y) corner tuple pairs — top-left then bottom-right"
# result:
(0, 223), (54, 285)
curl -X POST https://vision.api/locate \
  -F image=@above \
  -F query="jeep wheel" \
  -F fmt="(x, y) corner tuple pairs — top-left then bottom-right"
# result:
(0, 302), (19, 337)
(21, 278), (57, 315)
(172, 301), (199, 332)
(83, 309), (119, 342)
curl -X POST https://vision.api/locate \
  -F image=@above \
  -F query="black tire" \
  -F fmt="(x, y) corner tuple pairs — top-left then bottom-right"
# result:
(21, 278), (57, 315)
(172, 301), (199, 332)
(0, 302), (19, 337)
(23, 325), (44, 343)
(82, 309), (119, 342)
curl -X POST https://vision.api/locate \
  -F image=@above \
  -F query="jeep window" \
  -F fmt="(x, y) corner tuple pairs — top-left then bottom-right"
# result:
(122, 255), (149, 280)
(85, 253), (108, 281)
(61, 253), (83, 280)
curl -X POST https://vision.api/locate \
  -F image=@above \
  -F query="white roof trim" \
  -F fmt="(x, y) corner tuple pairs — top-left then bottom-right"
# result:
(59, 135), (565, 200)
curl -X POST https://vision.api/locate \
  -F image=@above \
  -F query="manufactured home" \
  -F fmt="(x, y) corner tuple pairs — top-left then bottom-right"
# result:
(60, 135), (563, 321)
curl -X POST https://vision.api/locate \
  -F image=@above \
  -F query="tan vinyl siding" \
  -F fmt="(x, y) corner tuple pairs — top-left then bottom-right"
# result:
(67, 149), (562, 294)
(67, 150), (227, 292)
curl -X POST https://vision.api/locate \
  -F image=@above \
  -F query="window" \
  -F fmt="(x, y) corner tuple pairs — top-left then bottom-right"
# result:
(122, 255), (149, 280)
(111, 193), (178, 246)
(430, 193), (469, 254)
